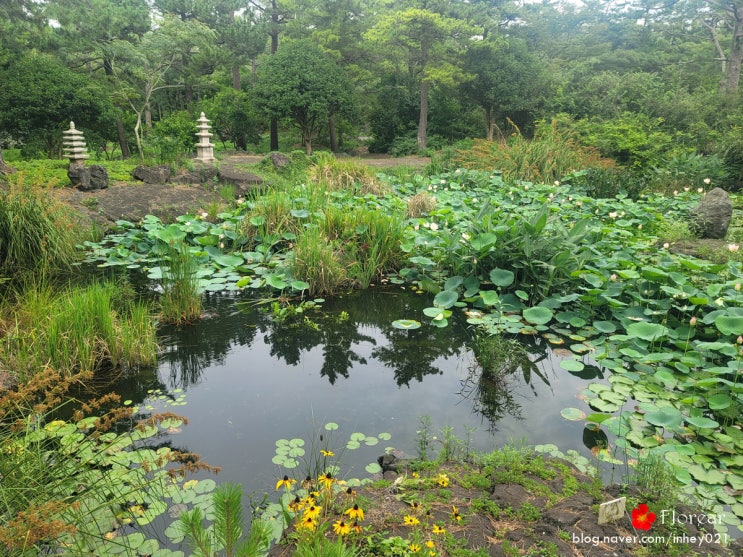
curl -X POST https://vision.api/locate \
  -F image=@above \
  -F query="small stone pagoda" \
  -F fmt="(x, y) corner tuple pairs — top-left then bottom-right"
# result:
(62, 121), (108, 191)
(195, 112), (216, 163)
(62, 121), (90, 165)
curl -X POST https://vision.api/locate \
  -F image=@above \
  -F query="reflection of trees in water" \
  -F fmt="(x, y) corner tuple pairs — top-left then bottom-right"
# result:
(155, 287), (476, 390)
(460, 335), (553, 432)
(158, 292), (260, 389)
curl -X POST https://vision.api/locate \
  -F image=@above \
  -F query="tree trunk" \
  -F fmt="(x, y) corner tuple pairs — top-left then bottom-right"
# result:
(725, 3), (743, 92)
(417, 37), (429, 152)
(417, 79), (428, 152)
(116, 116), (131, 159)
(485, 107), (495, 142)
(329, 114), (338, 152)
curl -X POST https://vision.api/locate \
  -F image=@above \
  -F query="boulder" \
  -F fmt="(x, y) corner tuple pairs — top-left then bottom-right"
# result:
(88, 165), (109, 190)
(268, 151), (291, 169)
(132, 165), (172, 184)
(170, 164), (219, 185)
(218, 166), (263, 195)
(67, 163), (90, 190)
(689, 187), (733, 239)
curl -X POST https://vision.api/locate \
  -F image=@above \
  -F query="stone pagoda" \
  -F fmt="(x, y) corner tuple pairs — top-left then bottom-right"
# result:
(195, 112), (216, 164)
(62, 121), (90, 165)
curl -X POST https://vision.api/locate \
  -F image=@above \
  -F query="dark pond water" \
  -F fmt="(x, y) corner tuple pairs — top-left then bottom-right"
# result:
(115, 287), (603, 499)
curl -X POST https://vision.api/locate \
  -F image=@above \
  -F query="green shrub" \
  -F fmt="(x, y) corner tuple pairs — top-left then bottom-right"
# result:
(144, 111), (197, 164)
(452, 119), (613, 183)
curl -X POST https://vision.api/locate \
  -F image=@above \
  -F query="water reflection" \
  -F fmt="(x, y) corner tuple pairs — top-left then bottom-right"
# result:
(109, 287), (600, 499)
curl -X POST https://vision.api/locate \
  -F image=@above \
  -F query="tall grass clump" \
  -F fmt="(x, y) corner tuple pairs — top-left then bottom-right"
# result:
(1, 280), (157, 381)
(0, 178), (84, 278)
(160, 241), (202, 325)
(291, 225), (348, 295)
(309, 152), (388, 195)
(451, 119), (614, 183)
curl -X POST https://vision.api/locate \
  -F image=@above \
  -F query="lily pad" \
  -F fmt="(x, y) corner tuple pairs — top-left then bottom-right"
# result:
(392, 319), (421, 330)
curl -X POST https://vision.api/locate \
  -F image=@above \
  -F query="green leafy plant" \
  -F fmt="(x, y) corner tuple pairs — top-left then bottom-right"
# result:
(176, 483), (272, 557)
(160, 240), (202, 325)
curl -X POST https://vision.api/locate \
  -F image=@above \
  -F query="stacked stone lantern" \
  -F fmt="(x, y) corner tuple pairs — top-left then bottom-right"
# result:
(63, 121), (108, 191)
(195, 112), (216, 163)
(62, 121), (90, 165)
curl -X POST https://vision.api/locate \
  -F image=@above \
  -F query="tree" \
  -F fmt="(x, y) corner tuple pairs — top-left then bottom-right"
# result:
(107, 16), (216, 159)
(255, 40), (355, 154)
(366, 8), (474, 151)
(0, 54), (113, 157)
(461, 39), (546, 141)
(700, 0), (743, 92)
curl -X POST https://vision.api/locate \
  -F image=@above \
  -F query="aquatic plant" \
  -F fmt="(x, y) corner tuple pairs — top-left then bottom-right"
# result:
(0, 370), (217, 556)
(2, 280), (157, 380)
(160, 240), (202, 325)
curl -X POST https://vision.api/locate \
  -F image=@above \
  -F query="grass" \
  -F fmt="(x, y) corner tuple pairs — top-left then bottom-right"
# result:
(309, 152), (388, 196)
(159, 241), (202, 325)
(1, 279), (157, 381)
(0, 178), (86, 278)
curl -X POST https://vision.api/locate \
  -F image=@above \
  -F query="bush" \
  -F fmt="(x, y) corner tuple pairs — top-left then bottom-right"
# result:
(451, 119), (613, 183)
(144, 111), (197, 164)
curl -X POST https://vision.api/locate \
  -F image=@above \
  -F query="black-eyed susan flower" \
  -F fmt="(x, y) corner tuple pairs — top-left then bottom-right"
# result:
(299, 515), (316, 531)
(275, 475), (296, 491)
(345, 486), (357, 498)
(301, 476), (314, 489)
(432, 524), (446, 535)
(303, 504), (321, 520)
(451, 505), (462, 522)
(320, 449), (335, 457)
(351, 521), (363, 534)
(344, 504), (364, 522)
(409, 543), (421, 553)
(436, 474), (449, 487)
(319, 471), (334, 489)
(412, 471), (420, 478)
(333, 520), (351, 536)
(425, 540), (435, 549)
(288, 495), (302, 513)
(410, 501), (421, 513)
(404, 515), (420, 526)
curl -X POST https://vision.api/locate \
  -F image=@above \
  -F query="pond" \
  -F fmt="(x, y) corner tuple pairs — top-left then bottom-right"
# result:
(113, 287), (604, 499)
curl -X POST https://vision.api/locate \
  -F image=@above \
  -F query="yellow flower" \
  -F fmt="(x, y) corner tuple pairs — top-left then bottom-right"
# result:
(299, 515), (316, 531)
(320, 449), (335, 457)
(275, 475), (296, 491)
(404, 515), (420, 526)
(303, 505), (321, 520)
(344, 504), (364, 522)
(409, 543), (421, 553)
(412, 472), (420, 478)
(451, 505), (462, 522)
(410, 501), (421, 513)
(345, 487), (357, 498)
(436, 474), (449, 487)
(432, 525), (446, 535)
(319, 471), (334, 489)
(333, 520), (351, 536)
(288, 496), (302, 513)
(351, 521), (363, 534)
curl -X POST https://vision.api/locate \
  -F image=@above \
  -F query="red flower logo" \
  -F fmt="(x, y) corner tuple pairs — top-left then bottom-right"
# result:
(631, 503), (656, 531)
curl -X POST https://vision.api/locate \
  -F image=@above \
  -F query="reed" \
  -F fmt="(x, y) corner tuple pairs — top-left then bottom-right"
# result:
(159, 241), (202, 325)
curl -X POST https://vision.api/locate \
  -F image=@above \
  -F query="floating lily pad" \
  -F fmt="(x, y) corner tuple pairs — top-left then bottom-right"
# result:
(392, 319), (421, 330)
(560, 407), (586, 421)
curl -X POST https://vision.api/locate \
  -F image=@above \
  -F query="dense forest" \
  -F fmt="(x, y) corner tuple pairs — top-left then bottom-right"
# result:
(2, 0), (743, 186)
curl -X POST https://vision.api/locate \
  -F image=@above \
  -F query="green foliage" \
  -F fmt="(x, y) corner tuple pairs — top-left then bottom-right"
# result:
(575, 112), (681, 170)
(159, 240), (203, 325)
(0, 180), (85, 277)
(200, 88), (263, 151)
(0, 53), (113, 158)
(255, 40), (356, 155)
(0, 370), (214, 556)
(145, 110), (197, 165)
(177, 483), (272, 557)
(450, 119), (613, 183)
(2, 280), (157, 379)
